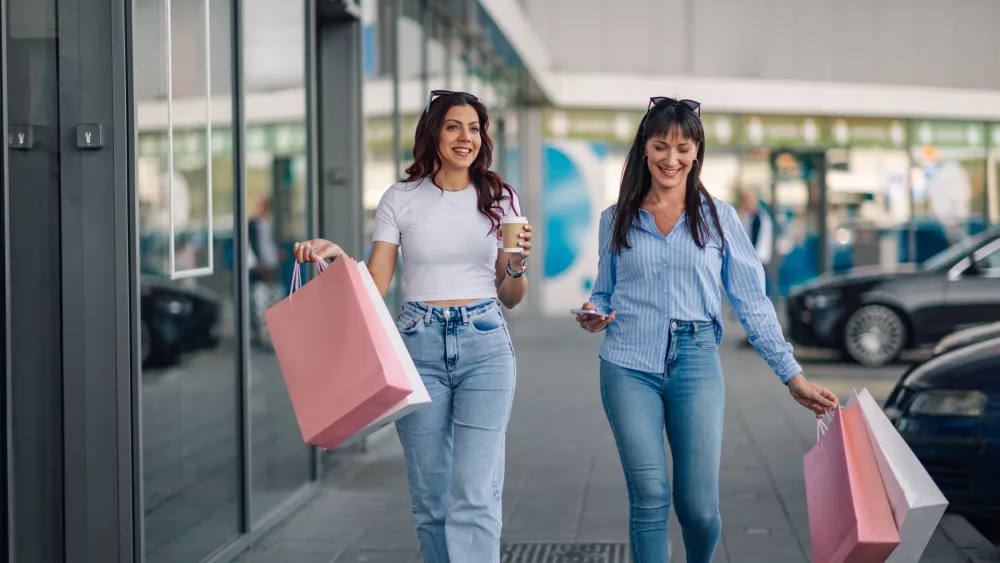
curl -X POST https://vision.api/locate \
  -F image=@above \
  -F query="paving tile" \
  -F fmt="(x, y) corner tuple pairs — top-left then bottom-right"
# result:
(333, 549), (420, 563)
(575, 514), (630, 542)
(348, 528), (419, 551)
(230, 318), (996, 563)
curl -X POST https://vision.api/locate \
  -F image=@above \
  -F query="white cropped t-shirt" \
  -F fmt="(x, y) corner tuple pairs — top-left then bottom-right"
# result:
(372, 178), (521, 303)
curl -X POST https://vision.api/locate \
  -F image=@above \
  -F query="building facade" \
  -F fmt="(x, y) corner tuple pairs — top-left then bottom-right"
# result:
(2, 1), (536, 562)
(4, 0), (1000, 561)
(510, 0), (1000, 314)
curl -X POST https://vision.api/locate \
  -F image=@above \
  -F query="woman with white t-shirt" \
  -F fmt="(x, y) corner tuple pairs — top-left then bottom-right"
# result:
(294, 90), (530, 563)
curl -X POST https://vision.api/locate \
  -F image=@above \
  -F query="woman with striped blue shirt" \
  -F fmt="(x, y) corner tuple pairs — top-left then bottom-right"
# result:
(575, 97), (836, 563)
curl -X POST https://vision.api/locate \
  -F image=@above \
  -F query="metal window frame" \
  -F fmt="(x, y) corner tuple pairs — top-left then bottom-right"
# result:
(0, 0), (12, 557)
(55, 0), (137, 559)
(166, 0), (215, 280)
(230, 0), (253, 539)
(305, 0), (322, 482)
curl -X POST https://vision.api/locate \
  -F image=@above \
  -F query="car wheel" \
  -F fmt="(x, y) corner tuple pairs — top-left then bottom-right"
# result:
(843, 304), (906, 367)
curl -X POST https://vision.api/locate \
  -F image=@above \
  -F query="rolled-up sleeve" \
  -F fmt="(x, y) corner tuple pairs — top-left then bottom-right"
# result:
(589, 208), (616, 317)
(719, 203), (802, 383)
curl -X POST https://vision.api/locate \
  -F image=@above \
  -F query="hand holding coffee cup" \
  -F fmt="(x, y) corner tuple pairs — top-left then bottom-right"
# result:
(500, 216), (532, 264)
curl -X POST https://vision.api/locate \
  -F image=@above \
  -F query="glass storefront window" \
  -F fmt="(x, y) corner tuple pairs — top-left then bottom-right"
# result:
(242, 0), (312, 524)
(825, 146), (910, 271)
(909, 121), (989, 262)
(134, 0), (241, 560)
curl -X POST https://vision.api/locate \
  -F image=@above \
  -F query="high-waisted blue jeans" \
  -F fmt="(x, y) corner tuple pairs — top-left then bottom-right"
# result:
(394, 298), (516, 563)
(600, 320), (725, 563)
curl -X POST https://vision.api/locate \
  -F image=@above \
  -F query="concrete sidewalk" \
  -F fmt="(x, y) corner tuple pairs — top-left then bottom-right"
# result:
(234, 318), (999, 563)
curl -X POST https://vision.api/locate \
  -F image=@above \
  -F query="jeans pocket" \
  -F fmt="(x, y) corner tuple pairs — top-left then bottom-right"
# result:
(691, 325), (719, 351)
(395, 314), (421, 334)
(469, 309), (506, 335)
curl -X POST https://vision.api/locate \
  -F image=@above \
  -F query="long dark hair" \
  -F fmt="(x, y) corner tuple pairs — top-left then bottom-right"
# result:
(404, 92), (518, 236)
(610, 100), (725, 255)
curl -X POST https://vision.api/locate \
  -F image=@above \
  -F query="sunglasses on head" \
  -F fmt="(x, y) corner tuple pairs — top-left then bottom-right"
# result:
(647, 96), (701, 116)
(425, 89), (479, 113)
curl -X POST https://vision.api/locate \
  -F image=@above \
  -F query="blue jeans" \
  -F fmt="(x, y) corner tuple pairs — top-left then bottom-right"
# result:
(600, 320), (725, 563)
(394, 299), (516, 563)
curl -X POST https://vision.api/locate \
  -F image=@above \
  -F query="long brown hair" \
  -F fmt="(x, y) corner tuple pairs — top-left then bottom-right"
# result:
(404, 92), (518, 236)
(610, 100), (725, 255)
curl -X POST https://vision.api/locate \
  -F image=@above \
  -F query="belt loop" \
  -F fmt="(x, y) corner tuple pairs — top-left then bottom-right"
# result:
(693, 321), (699, 332)
(423, 307), (433, 325)
(460, 306), (470, 325)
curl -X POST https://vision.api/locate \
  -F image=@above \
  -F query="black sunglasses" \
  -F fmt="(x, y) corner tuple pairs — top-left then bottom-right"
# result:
(425, 89), (479, 113)
(647, 96), (701, 116)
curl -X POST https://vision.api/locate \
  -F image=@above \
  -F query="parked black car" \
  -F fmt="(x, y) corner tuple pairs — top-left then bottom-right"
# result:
(140, 276), (221, 367)
(787, 227), (1000, 366)
(882, 336), (1000, 520)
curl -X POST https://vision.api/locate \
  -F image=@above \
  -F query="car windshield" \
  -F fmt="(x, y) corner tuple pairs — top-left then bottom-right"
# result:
(921, 229), (1000, 271)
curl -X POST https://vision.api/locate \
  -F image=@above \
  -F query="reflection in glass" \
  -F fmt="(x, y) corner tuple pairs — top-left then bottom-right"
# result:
(910, 130), (989, 264)
(135, 0), (241, 560)
(740, 149), (824, 298)
(242, 0), (312, 523)
(824, 148), (910, 272)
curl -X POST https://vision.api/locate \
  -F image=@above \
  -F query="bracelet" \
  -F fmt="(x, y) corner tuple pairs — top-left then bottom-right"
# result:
(506, 258), (527, 278)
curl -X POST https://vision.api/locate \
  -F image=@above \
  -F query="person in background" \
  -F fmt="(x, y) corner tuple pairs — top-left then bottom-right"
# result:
(248, 196), (280, 349)
(575, 97), (836, 563)
(294, 90), (531, 563)
(738, 188), (773, 296)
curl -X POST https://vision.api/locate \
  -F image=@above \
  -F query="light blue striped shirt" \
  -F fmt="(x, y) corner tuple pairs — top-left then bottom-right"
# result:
(590, 196), (802, 383)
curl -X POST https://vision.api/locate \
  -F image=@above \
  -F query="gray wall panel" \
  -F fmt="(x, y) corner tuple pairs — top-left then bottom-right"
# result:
(5, 2), (65, 559)
(58, 0), (135, 558)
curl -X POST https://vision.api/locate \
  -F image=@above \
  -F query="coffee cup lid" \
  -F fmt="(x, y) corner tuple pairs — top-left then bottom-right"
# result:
(501, 216), (529, 224)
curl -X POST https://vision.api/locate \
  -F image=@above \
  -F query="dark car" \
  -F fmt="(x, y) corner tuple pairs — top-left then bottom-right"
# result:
(932, 321), (1000, 357)
(882, 337), (1000, 520)
(140, 276), (221, 367)
(787, 227), (1000, 366)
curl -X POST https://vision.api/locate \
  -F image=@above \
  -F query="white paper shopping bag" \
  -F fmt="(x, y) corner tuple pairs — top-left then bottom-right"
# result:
(849, 388), (948, 563)
(337, 261), (431, 447)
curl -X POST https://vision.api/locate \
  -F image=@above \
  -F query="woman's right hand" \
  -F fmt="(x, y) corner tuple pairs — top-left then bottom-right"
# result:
(576, 302), (615, 333)
(293, 239), (344, 264)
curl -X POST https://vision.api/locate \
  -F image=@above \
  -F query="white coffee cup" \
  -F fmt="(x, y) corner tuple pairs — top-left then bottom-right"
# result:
(500, 216), (529, 254)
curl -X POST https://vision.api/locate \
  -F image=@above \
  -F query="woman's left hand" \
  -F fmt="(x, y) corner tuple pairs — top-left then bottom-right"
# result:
(509, 225), (533, 268)
(786, 374), (838, 418)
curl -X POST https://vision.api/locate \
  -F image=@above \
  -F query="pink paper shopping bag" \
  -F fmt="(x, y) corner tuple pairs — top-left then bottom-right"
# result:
(804, 402), (900, 563)
(263, 258), (413, 450)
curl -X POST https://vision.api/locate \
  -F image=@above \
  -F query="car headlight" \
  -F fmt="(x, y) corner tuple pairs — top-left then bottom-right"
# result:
(908, 390), (988, 417)
(803, 289), (840, 310)
(156, 297), (193, 316)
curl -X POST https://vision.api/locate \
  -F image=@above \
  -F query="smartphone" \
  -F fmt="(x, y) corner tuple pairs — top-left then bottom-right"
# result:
(570, 309), (607, 317)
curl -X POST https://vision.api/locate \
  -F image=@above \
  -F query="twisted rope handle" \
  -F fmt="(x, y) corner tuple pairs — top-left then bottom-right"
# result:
(288, 256), (330, 299)
(815, 401), (844, 444)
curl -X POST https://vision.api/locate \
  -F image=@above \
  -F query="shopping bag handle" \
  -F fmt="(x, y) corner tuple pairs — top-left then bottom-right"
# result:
(815, 401), (844, 443)
(288, 256), (329, 298)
